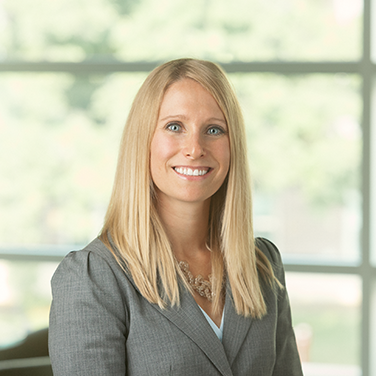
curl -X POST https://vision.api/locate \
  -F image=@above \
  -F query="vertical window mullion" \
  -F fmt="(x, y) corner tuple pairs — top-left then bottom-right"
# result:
(361, 0), (373, 375)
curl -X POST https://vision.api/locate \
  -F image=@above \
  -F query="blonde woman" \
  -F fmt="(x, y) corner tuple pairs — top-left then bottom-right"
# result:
(49, 58), (303, 375)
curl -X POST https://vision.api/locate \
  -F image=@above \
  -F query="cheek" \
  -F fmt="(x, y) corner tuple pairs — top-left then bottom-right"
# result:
(217, 140), (231, 172)
(150, 135), (177, 177)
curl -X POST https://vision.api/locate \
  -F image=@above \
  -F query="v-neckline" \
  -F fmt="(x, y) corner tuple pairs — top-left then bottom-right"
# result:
(198, 304), (225, 329)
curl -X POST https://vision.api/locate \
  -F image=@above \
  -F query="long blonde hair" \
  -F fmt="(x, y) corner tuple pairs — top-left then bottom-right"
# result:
(100, 58), (276, 318)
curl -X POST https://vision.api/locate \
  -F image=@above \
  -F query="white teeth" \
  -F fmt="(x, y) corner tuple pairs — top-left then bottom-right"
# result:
(174, 167), (209, 176)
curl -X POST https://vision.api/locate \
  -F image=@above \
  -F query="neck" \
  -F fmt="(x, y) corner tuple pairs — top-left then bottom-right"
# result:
(155, 196), (211, 261)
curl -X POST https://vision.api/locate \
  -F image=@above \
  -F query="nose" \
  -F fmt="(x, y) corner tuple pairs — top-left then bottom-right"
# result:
(182, 133), (205, 159)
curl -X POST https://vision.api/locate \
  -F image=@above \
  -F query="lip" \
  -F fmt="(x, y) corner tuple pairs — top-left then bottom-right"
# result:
(172, 166), (212, 180)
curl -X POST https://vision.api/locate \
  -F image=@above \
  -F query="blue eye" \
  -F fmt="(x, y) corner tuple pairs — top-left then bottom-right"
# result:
(207, 127), (224, 136)
(167, 123), (181, 132)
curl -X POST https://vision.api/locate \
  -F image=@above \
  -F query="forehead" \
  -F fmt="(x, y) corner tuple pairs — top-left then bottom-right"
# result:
(159, 79), (225, 120)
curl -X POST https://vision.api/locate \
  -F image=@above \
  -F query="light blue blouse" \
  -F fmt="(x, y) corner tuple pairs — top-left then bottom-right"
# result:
(199, 306), (225, 342)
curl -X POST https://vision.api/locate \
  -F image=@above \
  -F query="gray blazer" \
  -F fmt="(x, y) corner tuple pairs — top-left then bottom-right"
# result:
(49, 238), (303, 375)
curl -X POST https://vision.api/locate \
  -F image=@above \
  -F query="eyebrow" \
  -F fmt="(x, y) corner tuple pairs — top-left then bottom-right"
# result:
(159, 115), (227, 125)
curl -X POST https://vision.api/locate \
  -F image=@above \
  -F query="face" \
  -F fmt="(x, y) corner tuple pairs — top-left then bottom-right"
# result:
(150, 78), (230, 207)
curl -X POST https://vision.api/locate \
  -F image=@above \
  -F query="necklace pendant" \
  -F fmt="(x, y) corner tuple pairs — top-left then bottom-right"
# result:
(178, 261), (214, 302)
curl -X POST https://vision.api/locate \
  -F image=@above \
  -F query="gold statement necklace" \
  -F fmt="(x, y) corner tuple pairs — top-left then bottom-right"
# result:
(178, 261), (215, 302)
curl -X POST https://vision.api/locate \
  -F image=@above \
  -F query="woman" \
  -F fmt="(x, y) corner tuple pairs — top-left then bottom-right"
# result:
(49, 58), (303, 375)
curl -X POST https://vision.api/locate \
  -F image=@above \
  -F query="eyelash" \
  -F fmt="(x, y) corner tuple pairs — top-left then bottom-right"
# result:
(166, 123), (226, 136)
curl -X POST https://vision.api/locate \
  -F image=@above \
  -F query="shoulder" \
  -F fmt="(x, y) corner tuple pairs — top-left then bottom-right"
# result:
(256, 237), (282, 263)
(255, 237), (285, 284)
(50, 238), (141, 325)
(56, 237), (119, 269)
(51, 237), (131, 292)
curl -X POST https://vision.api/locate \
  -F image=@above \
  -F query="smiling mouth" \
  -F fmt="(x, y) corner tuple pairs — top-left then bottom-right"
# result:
(173, 167), (210, 176)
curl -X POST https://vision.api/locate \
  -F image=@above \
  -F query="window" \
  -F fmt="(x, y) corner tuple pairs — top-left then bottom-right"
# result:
(0, 0), (373, 374)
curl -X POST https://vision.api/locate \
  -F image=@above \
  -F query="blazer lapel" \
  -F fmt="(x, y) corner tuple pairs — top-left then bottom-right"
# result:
(222, 281), (254, 367)
(152, 283), (233, 376)
(106, 237), (233, 375)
